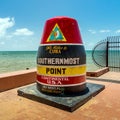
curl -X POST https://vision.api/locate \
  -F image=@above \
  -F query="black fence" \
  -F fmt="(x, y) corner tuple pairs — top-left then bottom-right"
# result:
(92, 36), (120, 71)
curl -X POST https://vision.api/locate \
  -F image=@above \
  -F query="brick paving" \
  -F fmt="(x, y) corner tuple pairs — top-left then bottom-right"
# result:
(0, 72), (120, 120)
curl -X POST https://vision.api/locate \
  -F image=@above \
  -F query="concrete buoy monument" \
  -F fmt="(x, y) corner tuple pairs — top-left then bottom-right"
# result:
(36, 16), (86, 95)
(18, 16), (105, 112)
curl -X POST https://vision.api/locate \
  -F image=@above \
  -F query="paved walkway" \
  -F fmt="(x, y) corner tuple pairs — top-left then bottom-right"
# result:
(0, 71), (120, 120)
(87, 71), (120, 84)
(99, 71), (120, 80)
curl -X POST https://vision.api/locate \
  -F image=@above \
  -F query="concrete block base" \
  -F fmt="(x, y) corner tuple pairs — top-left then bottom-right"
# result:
(17, 82), (105, 112)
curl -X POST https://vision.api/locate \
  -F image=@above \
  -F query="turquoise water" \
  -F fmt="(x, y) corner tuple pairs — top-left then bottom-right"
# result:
(0, 51), (37, 73)
(86, 50), (99, 71)
(0, 51), (99, 74)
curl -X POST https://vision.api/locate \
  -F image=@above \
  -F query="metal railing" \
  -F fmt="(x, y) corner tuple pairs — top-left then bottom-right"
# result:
(92, 36), (120, 71)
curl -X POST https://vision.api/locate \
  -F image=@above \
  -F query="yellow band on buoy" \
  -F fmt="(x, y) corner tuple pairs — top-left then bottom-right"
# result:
(37, 65), (86, 77)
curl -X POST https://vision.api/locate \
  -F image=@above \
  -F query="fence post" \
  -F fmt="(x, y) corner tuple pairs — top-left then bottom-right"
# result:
(106, 40), (109, 67)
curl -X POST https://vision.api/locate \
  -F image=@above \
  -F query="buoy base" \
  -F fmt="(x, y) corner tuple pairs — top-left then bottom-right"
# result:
(17, 82), (105, 112)
(36, 82), (86, 96)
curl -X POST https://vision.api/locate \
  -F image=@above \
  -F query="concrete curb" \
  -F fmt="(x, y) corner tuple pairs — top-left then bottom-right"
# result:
(0, 69), (36, 92)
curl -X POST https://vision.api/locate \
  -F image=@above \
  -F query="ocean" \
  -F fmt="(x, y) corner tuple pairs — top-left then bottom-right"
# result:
(0, 51), (99, 74)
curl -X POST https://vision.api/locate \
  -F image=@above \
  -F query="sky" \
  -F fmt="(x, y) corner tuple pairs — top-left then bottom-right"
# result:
(0, 0), (120, 51)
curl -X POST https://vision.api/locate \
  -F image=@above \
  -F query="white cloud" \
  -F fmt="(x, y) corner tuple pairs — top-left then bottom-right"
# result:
(88, 29), (96, 34)
(13, 28), (34, 36)
(99, 30), (110, 33)
(115, 30), (120, 33)
(0, 42), (5, 45)
(0, 17), (15, 37)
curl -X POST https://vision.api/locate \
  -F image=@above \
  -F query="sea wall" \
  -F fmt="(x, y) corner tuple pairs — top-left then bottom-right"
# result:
(87, 67), (109, 77)
(0, 69), (36, 92)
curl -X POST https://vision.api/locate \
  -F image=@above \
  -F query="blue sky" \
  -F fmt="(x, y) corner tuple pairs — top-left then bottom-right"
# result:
(0, 0), (120, 51)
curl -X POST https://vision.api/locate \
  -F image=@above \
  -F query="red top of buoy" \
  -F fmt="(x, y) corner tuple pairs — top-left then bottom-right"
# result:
(40, 16), (83, 44)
